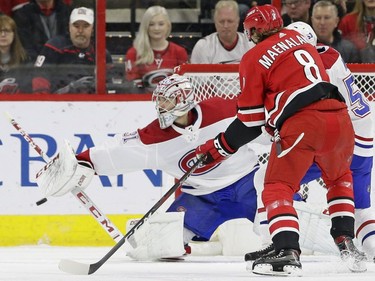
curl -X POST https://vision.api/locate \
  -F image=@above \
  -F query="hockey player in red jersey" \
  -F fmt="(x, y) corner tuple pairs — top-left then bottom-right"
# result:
(195, 4), (366, 276)
(247, 20), (375, 264)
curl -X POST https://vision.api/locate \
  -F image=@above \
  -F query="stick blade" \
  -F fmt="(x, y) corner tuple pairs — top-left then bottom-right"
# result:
(59, 259), (90, 275)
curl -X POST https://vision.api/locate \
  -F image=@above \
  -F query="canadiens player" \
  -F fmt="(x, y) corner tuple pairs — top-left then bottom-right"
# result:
(35, 74), (265, 260)
(195, 5), (366, 276)
(246, 21), (375, 265)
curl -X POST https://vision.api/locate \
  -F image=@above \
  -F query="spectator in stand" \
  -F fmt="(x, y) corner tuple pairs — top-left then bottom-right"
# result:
(339, 0), (375, 62)
(333, 0), (348, 19)
(282, 0), (312, 25)
(0, 14), (32, 93)
(311, 0), (360, 62)
(361, 29), (375, 62)
(13, 0), (71, 61)
(125, 5), (188, 90)
(0, 0), (29, 16)
(190, 0), (254, 64)
(32, 7), (113, 94)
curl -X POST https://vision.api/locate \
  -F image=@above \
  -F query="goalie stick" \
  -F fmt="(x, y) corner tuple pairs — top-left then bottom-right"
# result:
(5, 112), (123, 243)
(58, 158), (203, 275)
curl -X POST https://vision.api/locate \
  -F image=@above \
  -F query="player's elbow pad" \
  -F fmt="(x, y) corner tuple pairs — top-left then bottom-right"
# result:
(224, 119), (262, 150)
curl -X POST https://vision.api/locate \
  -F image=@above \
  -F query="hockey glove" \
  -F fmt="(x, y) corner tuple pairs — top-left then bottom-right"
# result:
(195, 133), (237, 165)
(36, 140), (95, 197)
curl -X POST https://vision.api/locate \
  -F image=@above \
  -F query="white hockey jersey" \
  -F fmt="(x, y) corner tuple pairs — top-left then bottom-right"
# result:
(88, 98), (259, 196)
(318, 45), (374, 157)
(190, 32), (254, 64)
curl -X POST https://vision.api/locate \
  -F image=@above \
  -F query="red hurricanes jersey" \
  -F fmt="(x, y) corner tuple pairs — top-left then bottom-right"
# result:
(238, 29), (331, 129)
(125, 42), (188, 81)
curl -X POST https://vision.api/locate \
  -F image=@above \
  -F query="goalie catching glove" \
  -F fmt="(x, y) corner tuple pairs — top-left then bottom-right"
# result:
(195, 133), (237, 165)
(36, 140), (95, 197)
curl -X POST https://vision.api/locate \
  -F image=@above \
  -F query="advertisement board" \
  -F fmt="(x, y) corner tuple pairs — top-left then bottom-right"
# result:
(0, 101), (173, 245)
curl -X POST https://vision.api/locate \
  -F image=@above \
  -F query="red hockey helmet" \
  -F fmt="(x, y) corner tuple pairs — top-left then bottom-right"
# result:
(243, 5), (283, 43)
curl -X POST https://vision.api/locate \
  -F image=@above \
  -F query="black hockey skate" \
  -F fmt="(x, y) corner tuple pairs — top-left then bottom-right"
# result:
(244, 243), (275, 261)
(249, 249), (302, 276)
(335, 235), (367, 272)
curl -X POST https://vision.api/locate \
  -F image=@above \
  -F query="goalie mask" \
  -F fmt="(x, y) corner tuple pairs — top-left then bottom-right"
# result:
(286, 21), (318, 46)
(152, 74), (196, 129)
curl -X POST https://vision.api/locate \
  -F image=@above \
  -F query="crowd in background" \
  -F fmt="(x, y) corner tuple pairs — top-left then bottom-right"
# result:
(0, 0), (374, 94)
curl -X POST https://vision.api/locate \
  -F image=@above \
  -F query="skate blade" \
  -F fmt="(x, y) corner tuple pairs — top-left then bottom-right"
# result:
(158, 257), (185, 262)
(251, 263), (303, 277)
(340, 251), (367, 272)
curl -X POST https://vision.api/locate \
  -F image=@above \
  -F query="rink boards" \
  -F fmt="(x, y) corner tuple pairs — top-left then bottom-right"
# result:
(0, 101), (173, 246)
(0, 101), (374, 247)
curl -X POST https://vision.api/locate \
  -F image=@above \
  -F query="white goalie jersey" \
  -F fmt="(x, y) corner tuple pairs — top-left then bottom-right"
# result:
(87, 98), (259, 196)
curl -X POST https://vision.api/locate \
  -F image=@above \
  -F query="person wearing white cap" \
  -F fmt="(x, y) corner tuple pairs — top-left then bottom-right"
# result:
(32, 6), (114, 94)
(69, 7), (94, 49)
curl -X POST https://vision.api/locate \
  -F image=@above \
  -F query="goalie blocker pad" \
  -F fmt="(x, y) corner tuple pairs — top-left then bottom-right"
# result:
(126, 212), (185, 261)
(36, 140), (95, 197)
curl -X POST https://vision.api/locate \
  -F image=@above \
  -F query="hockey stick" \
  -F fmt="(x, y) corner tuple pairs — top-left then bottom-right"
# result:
(58, 158), (203, 275)
(277, 132), (304, 158)
(5, 112), (123, 243)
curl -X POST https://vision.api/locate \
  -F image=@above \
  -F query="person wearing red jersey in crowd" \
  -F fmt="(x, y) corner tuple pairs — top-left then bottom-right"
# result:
(32, 7), (113, 94)
(338, 0), (375, 62)
(195, 4), (366, 276)
(125, 5), (188, 90)
(190, 0), (254, 64)
(12, 0), (72, 61)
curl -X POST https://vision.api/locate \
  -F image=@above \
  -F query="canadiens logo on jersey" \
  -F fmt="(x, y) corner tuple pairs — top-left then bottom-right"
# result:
(179, 150), (221, 176)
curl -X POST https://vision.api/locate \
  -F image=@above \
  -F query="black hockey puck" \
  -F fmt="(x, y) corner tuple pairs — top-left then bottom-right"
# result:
(36, 198), (48, 206)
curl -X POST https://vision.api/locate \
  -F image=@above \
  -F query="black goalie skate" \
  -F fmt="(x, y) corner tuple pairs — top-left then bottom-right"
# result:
(335, 235), (367, 272)
(249, 249), (302, 276)
(244, 243), (275, 261)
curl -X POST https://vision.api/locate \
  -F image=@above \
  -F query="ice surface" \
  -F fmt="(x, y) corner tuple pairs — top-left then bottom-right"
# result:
(0, 246), (374, 281)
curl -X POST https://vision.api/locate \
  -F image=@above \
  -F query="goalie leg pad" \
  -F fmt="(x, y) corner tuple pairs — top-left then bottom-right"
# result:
(294, 201), (338, 255)
(36, 140), (95, 197)
(355, 208), (375, 258)
(126, 212), (185, 261)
